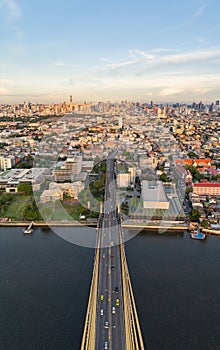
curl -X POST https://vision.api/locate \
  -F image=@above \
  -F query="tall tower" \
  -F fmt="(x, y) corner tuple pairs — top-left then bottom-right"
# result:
(118, 117), (123, 128)
(69, 95), (73, 112)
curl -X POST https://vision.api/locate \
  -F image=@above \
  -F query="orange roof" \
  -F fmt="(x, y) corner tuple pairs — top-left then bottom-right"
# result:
(176, 159), (193, 164)
(194, 159), (212, 164)
(176, 158), (212, 166)
(194, 183), (220, 188)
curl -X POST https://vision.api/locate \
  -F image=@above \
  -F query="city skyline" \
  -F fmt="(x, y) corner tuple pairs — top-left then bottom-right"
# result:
(0, 0), (220, 103)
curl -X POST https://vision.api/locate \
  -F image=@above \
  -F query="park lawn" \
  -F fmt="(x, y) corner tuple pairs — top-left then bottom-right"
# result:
(50, 206), (72, 221)
(5, 195), (32, 220)
(63, 203), (81, 221)
(41, 201), (73, 221)
(39, 202), (81, 221)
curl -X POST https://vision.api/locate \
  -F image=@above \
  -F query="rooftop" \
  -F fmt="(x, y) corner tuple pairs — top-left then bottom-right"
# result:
(142, 180), (169, 209)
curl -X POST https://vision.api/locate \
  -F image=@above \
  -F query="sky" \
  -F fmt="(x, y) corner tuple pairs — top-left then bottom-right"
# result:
(0, 0), (220, 104)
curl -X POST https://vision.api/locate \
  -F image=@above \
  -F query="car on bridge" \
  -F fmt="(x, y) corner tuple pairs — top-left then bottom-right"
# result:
(100, 294), (104, 301)
(104, 321), (109, 329)
(104, 341), (108, 349)
(100, 309), (104, 316)
(116, 298), (120, 306)
(112, 306), (116, 314)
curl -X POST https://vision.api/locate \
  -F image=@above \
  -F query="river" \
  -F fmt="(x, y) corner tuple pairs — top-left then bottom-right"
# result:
(0, 227), (220, 349)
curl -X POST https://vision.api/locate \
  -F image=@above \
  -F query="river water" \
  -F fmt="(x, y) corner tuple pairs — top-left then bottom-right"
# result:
(0, 227), (220, 350)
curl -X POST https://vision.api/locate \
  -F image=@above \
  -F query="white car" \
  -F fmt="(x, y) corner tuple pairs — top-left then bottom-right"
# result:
(104, 321), (109, 329)
(100, 309), (104, 316)
(112, 306), (116, 314)
(104, 341), (108, 349)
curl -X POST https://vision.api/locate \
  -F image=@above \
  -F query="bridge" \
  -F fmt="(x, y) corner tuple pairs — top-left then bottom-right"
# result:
(81, 155), (145, 350)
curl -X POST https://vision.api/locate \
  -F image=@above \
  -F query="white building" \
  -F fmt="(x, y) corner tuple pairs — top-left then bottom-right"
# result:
(40, 189), (63, 203)
(0, 156), (15, 171)
(49, 181), (84, 198)
(128, 167), (136, 184)
(117, 173), (131, 188)
(118, 117), (123, 128)
(65, 156), (82, 175)
(139, 156), (157, 169)
(142, 180), (169, 210)
(0, 168), (48, 193)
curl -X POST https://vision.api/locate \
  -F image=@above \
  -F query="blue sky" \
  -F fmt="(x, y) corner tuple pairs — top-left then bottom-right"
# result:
(0, 0), (220, 103)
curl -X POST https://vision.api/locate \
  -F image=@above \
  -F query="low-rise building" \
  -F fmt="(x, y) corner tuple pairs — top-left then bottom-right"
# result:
(40, 189), (63, 203)
(49, 181), (84, 198)
(193, 183), (220, 196)
(0, 168), (48, 192)
(117, 173), (131, 188)
(142, 180), (169, 210)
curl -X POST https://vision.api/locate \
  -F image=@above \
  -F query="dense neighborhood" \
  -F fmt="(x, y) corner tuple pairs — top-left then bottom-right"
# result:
(0, 99), (220, 231)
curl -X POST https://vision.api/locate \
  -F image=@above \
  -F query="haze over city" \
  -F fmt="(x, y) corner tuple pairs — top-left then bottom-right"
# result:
(0, 0), (220, 103)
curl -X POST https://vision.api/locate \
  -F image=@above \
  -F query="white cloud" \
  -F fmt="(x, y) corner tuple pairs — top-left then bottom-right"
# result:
(194, 36), (205, 44)
(162, 49), (220, 64)
(53, 62), (68, 67)
(159, 88), (182, 96)
(0, 79), (15, 94)
(0, 0), (22, 19)
(193, 3), (207, 18)
(194, 88), (211, 94)
(94, 48), (220, 76)
(94, 58), (139, 72)
(100, 58), (110, 63)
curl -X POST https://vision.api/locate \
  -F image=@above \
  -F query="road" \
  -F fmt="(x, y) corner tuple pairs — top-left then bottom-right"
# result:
(95, 156), (126, 350)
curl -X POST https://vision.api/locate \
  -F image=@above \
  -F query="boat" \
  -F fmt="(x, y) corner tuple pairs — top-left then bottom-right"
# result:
(23, 221), (34, 234)
(190, 227), (206, 240)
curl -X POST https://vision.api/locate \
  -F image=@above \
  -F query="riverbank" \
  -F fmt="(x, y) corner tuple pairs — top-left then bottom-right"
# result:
(122, 223), (187, 231)
(201, 228), (220, 236)
(0, 220), (188, 231)
(188, 222), (220, 236)
(0, 221), (96, 227)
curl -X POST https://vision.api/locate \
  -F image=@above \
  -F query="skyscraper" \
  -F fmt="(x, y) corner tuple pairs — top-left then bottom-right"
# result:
(69, 95), (73, 112)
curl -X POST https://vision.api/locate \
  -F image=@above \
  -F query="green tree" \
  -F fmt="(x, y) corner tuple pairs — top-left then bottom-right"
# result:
(200, 220), (209, 229)
(0, 193), (14, 205)
(188, 151), (197, 158)
(18, 183), (32, 195)
(22, 198), (41, 221)
(185, 165), (203, 181)
(185, 187), (193, 195)
(159, 172), (169, 182)
(189, 209), (201, 222)
(22, 204), (38, 221)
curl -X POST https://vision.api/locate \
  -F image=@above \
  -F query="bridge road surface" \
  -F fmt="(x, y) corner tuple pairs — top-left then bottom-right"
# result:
(95, 157), (126, 350)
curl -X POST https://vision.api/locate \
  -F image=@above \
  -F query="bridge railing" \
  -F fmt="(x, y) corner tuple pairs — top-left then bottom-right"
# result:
(119, 222), (145, 350)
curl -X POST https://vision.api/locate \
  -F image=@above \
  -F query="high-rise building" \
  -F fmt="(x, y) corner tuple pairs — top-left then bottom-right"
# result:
(118, 117), (123, 128)
(69, 95), (73, 112)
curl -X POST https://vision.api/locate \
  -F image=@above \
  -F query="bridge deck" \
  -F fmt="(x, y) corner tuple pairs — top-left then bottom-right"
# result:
(81, 156), (144, 350)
